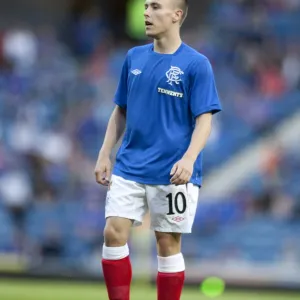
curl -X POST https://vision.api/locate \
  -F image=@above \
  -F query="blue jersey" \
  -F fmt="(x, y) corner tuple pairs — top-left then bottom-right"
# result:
(112, 43), (221, 186)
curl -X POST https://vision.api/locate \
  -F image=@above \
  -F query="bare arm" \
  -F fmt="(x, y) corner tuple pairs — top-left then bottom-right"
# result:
(99, 106), (126, 156)
(95, 106), (126, 185)
(170, 113), (212, 185)
(183, 112), (212, 161)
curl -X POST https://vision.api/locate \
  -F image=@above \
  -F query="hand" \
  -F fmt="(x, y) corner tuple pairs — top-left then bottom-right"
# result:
(94, 153), (112, 186)
(170, 156), (194, 185)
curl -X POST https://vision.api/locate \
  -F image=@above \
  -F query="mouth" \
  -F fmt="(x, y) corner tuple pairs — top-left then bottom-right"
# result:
(145, 21), (153, 27)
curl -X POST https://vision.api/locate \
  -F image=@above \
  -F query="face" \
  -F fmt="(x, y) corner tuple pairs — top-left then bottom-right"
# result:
(144, 0), (182, 38)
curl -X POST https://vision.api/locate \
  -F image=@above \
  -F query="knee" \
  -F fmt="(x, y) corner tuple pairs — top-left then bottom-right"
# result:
(155, 232), (181, 257)
(103, 218), (131, 247)
(104, 225), (127, 247)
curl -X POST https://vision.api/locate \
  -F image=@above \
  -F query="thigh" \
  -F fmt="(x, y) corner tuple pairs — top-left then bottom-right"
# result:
(105, 175), (147, 227)
(147, 183), (199, 233)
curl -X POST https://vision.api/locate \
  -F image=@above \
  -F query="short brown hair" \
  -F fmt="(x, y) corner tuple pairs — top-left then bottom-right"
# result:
(177, 0), (188, 25)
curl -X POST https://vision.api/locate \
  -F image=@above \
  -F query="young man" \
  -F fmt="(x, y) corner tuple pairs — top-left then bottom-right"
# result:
(94, 0), (221, 299)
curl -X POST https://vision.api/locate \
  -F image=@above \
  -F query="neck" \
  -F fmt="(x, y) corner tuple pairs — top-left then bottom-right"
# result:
(153, 31), (182, 54)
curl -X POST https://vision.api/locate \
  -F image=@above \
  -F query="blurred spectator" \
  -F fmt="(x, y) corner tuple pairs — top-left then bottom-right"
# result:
(2, 26), (38, 73)
(72, 5), (107, 58)
(0, 170), (32, 252)
(282, 45), (300, 89)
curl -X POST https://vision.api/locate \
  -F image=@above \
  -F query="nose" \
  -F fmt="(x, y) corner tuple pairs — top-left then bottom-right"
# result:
(144, 7), (150, 18)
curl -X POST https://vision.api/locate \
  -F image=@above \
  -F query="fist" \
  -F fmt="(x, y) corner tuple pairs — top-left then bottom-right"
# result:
(94, 154), (112, 186)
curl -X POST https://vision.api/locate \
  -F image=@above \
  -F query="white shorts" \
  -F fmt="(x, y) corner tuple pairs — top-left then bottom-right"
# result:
(105, 175), (199, 233)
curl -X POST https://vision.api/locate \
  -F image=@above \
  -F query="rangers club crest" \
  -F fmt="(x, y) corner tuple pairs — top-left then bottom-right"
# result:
(166, 66), (184, 86)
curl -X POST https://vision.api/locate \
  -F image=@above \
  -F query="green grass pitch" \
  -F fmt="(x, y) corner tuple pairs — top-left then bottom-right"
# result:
(0, 279), (299, 300)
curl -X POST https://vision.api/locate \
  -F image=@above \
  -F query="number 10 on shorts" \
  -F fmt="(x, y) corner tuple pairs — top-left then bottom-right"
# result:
(166, 192), (187, 215)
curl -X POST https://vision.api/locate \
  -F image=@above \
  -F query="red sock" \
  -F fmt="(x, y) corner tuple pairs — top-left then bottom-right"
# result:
(102, 256), (132, 300)
(157, 271), (185, 300)
(157, 253), (185, 300)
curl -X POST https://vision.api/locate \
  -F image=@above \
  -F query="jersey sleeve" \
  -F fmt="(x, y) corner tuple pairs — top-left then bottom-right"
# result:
(189, 58), (222, 118)
(113, 52), (131, 109)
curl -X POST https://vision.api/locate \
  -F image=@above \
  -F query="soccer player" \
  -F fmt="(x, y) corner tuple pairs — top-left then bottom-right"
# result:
(94, 0), (222, 299)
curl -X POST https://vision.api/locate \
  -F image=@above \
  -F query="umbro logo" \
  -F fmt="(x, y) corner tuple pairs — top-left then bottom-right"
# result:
(172, 216), (185, 222)
(131, 69), (142, 75)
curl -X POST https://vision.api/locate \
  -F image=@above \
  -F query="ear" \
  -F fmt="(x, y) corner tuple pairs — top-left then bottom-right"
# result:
(172, 9), (183, 23)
